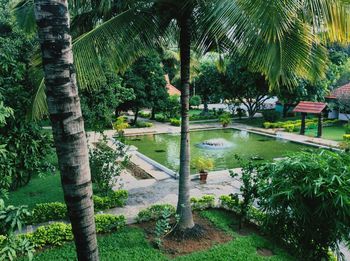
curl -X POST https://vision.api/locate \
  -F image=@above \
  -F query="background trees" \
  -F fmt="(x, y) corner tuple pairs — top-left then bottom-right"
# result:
(121, 52), (167, 123)
(223, 59), (270, 118)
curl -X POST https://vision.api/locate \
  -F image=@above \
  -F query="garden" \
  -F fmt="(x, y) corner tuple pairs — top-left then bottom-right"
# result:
(1, 0), (350, 261)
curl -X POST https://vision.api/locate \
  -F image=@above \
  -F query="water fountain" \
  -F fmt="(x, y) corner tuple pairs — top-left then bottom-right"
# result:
(197, 138), (234, 149)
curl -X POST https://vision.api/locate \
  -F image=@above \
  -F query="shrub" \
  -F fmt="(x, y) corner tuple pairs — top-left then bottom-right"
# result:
(155, 115), (167, 122)
(24, 214), (126, 249)
(0, 235), (35, 261)
(24, 223), (73, 248)
(95, 214), (126, 233)
(189, 95), (201, 108)
(93, 190), (128, 211)
(345, 123), (350, 134)
(135, 121), (153, 128)
(343, 134), (350, 141)
(89, 137), (129, 195)
(262, 110), (281, 122)
(192, 157), (214, 173)
(136, 204), (175, 223)
(170, 118), (181, 126)
(28, 202), (67, 224)
(0, 199), (31, 235)
(139, 111), (151, 118)
(190, 195), (215, 210)
(219, 195), (240, 212)
(219, 113), (231, 127)
(257, 150), (350, 260)
(283, 124), (295, 132)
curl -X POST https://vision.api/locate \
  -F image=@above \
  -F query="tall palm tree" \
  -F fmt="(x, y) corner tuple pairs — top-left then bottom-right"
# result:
(33, 0), (99, 260)
(16, 0), (350, 233)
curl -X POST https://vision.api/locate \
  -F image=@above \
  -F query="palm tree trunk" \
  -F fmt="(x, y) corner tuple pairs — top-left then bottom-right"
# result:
(34, 1), (99, 260)
(176, 12), (195, 231)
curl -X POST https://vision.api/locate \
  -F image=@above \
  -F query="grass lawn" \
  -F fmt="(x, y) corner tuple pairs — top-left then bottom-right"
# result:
(28, 210), (296, 261)
(300, 122), (347, 141)
(5, 152), (64, 208)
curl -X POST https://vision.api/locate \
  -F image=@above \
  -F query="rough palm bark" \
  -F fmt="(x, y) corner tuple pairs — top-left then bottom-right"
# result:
(176, 11), (195, 231)
(33, 1), (99, 260)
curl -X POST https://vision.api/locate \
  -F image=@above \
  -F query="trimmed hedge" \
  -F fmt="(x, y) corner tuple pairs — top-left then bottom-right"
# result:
(190, 195), (215, 210)
(263, 119), (339, 131)
(170, 118), (181, 126)
(23, 214), (125, 249)
(136, 204), (175, 223)
(343, 134), (350, 141)
(135, 121), (153, 128)
(27, 190), (128, 224)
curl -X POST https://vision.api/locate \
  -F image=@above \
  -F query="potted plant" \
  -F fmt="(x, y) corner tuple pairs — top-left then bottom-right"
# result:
(193, 157), (214, 184)
(219, 113), (232, 127)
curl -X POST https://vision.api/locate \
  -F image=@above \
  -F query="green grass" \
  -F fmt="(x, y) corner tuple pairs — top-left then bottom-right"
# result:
(300, 123), (347, 141)
(5, 152), (64, 208)
(27, 209), (296, 261)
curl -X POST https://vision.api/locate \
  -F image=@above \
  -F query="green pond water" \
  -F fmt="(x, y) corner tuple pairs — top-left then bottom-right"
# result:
(125, 129), (312, 173)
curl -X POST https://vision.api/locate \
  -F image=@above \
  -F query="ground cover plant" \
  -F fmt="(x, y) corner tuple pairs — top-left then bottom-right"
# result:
(21, 209), (296, 261)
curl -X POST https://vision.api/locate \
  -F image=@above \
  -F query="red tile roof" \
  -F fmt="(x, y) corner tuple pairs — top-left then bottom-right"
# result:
(293, 101), (327, 114)
(165, 75), (181, 96)
(326, 83), (350, 99)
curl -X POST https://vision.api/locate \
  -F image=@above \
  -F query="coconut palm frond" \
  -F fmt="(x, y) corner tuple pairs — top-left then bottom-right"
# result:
(11, 0), (36, 34)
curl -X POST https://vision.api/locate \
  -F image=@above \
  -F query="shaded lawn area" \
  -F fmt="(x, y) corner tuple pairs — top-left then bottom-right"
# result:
(5, 152), (64, 208)
(28, 210), (296, 261)
(299, 123), (347, 141)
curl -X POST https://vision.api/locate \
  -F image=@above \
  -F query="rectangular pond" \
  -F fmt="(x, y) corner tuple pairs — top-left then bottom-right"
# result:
(125, 129), (313, 173)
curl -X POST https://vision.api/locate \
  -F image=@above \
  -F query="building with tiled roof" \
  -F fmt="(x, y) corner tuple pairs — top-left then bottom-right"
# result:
(326, 82), (350, 121)
(165, 75), (181, 96)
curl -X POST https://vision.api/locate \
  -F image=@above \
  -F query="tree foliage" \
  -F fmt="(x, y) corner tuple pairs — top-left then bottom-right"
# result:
(223, 59), (270, 118)
(258, 150), (350, 260)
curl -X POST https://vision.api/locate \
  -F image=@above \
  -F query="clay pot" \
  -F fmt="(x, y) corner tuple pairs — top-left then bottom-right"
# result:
(199, 171), (208, 184)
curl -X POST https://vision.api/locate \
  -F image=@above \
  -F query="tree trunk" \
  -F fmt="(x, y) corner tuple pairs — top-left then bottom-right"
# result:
(134, 108), (139, 124)
(34, 1), (99, 260)
(151, 108), (156, 120)
(282, 104), (289, 118)
(202, 99), (209, 115)
(176, 12), (195, 231)
(300, 113), (306, 135)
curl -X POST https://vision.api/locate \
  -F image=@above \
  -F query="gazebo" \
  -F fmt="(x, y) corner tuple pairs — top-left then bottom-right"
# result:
(293, 101), (327, 138)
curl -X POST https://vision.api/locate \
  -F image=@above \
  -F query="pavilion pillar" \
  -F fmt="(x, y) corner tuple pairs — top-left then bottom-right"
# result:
(300, 113), (306, 135)
(317, 114), (323, 138)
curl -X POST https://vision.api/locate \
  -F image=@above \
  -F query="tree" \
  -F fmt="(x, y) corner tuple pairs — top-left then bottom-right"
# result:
(195, 61), (223, 114)
(189, 95), (201, 108)
(81, 69), (134, 132)
(337, 92), (350, 122)
(224, 59), (270, 118)
(122, 52), (167, 123)
(33, 0), (99, 260)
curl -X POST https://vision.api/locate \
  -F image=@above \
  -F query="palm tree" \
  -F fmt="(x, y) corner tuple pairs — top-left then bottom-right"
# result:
(16, 0), (350, 233)
(33, 0), (99, 260)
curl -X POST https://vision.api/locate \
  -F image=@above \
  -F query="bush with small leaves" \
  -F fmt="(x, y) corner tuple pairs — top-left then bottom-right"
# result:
(95, 214), (126, 233)
(136, 204), (176, 223)
(190, 195), (215, 210)
(170, 118), (181, 126)
(28, 202), (67, 224)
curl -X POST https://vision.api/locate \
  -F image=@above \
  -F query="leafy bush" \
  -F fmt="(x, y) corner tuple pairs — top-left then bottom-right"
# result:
(136, 204), (175, 223)
(93, 190), (128, 211)
(189, 95), (202, 108)
(135, 121), (153, 128)
(139, 111), (151, 118)
(343, 134), (350, 141)
(155, 115), (167, 122)
(345, 123), (350, 134)
(283, 124), (295, 132)
(89, 137), (129, 195)
(154, 208), (179, 248)
(219, 195), (240, 212)
(192, 157), (214, 172)
(24, 214), (126, 249)
(219, 113), (232, 127)
(190, 195), (215, 210)
(189, 114), (217, 121)
(24, 223), (73, 248)
(262, 110), (281, 122)
(95, 214), (126, 233)
(169, 118), (181, 126)
(257, 150), (350, 260)
(0, 235), (35, 261)
(0, 199), (30, 235)
(28, 202), (67, 224)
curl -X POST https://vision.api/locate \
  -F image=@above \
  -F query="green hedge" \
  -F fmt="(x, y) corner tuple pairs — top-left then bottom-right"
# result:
(135, 121), (153, 128)
(189, 114), (217, 121)
(170, 118), (181, 126)
(23, 214), (125, 249)
(136, 204), (175, 223)
(190, 195), (215, 210)
(27, 190), (128, 224)
(344, 134), (350, 141)
(263, 119), (339, 131)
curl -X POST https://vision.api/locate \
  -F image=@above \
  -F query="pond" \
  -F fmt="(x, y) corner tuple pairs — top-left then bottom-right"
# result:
(125, 129), (313, 173)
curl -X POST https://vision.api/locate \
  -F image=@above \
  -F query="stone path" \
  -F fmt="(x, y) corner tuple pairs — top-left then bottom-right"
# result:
(107, 169), (241, 224)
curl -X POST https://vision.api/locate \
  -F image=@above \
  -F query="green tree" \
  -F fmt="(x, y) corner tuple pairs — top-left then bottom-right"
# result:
(195, 61), (223, 114)
(224, 59), (271, 118)
(122, 53), (167, 123)
(81, 70), (134, 132)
